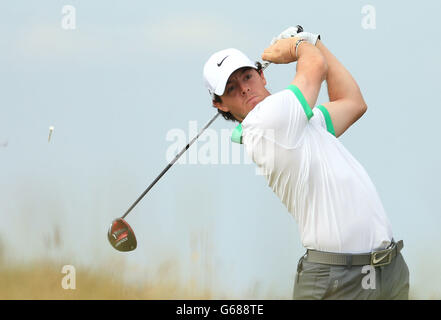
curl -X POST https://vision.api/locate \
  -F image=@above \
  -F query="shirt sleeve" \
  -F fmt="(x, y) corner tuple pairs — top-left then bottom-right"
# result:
(311, 105), (336, 137)
(242, 85), (314, 148)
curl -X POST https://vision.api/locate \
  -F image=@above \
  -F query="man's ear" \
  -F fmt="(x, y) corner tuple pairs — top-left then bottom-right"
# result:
(213, 100), (230, 113)
(259, 70), (267, 86)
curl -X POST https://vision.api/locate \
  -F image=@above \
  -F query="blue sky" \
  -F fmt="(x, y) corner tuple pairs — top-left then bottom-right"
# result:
(1, 0), (441, 298)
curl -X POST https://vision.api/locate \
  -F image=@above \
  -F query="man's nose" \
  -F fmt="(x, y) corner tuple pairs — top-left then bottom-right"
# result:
(240, 84), (250, 95)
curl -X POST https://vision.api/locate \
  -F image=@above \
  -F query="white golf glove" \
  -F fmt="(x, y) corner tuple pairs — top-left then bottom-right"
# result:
(271, 27), (321, 46)
(270, 26), (302, 45)
(296, 31), (321, 45)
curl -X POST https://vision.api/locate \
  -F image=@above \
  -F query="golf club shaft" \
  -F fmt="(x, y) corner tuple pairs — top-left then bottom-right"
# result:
(121, 112), (220, 219)
(121, 24), (304, 219)
(123, 62), (273, 220)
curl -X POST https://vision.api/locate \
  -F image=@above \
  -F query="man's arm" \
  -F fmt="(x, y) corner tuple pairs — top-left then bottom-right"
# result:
(292, 41), (328, 109)
(262, 37), (328, 109)
(315, 40), (368, 138)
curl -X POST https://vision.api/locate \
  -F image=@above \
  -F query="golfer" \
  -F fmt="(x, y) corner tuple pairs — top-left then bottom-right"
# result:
(203, 28), (409, 299)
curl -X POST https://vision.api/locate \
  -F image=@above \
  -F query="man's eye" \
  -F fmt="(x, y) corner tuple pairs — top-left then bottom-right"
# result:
(227, 86), (234, 93)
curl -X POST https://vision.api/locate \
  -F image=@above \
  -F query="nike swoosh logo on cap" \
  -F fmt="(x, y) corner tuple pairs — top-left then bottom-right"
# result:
(217, 55), (229, 67)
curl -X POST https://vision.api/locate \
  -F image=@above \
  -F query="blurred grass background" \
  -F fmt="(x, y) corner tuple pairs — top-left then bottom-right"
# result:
(0, 230), (218, 299)
(0, 260), (214, 300)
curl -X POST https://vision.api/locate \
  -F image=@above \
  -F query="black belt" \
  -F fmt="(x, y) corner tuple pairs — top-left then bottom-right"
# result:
(305, 240), (404, 267)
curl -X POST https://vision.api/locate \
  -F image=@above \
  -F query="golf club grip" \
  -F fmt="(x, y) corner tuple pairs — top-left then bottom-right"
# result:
(121, 112), (221, 219)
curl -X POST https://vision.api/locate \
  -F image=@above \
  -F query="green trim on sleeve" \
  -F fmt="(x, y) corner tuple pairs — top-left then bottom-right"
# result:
(317, 105), (336, 136)
(231, 123), (243, 144)
(286, 84), (313, 120)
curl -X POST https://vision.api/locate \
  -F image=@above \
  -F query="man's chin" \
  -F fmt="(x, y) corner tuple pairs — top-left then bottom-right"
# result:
(247, 96), (263, 108)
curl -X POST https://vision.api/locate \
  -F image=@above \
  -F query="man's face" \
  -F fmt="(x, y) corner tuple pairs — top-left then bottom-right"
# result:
(214, 67), (270, 122)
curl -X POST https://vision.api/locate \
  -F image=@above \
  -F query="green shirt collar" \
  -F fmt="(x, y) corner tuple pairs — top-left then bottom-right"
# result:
(231, 123), (243, 144)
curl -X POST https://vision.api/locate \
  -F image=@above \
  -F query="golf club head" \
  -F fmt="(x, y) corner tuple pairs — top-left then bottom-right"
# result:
(108, 218), (137, 252)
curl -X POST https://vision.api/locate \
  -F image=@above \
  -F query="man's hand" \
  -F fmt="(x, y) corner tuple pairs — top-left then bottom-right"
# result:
(262, 37), (300, 64)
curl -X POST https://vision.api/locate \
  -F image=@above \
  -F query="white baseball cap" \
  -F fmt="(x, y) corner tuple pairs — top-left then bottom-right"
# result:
(203, 48), (257, 99)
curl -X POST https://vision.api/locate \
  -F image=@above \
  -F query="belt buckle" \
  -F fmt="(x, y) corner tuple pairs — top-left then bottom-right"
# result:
(370, 244), (395, 267)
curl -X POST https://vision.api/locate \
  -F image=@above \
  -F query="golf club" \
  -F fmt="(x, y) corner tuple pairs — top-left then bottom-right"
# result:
(108, 25), (304, 252)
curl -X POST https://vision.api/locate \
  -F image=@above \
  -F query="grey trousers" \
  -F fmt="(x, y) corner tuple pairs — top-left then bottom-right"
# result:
(293, 252), (409, 300)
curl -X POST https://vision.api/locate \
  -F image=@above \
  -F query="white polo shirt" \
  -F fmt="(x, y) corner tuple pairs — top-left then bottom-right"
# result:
(234, 85), (393, 254)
